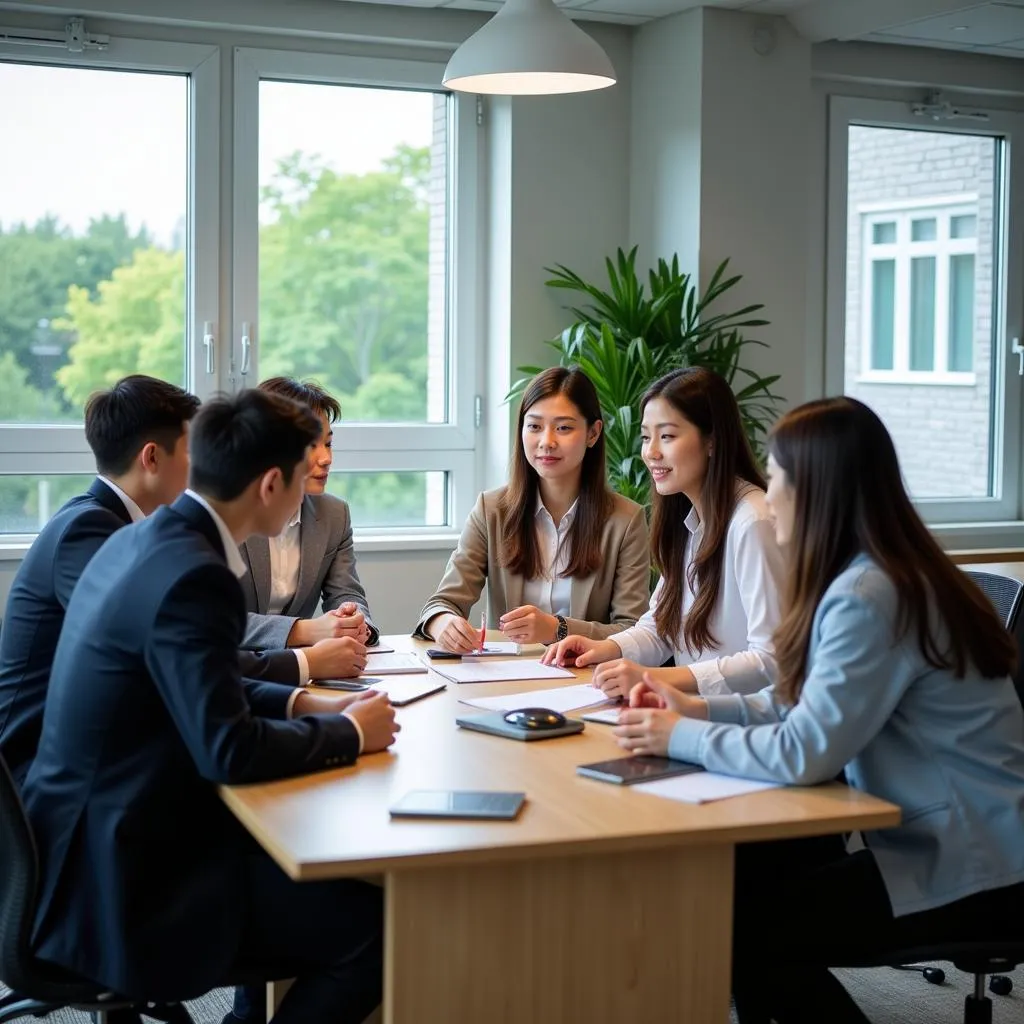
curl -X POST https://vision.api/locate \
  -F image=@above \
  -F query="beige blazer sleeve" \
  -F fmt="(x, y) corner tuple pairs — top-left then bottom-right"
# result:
(413, 490), (651, 642)
(412, 492), (491, 639)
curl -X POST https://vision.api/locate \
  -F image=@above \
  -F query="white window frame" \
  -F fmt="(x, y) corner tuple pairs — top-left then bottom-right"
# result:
(826, 95), (1024, 525)
(859, 197), (978, 386)
(232, 48), (482, 533)
(0, 34), (221, 484)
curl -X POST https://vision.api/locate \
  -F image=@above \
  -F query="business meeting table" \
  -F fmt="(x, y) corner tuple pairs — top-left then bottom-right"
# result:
(221, 635), (901, 1024)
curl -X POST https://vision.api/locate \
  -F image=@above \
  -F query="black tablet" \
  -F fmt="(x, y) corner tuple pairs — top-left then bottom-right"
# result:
(576, 755), (704, 786)
(389, 790), (526, 820)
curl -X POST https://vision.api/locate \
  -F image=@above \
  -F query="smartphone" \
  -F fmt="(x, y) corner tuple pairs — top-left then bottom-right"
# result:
(424, 648), (463, 659)
(389, 790), (526, 820)
(311, 677), (385, 691)
(576, 755), (704, 786)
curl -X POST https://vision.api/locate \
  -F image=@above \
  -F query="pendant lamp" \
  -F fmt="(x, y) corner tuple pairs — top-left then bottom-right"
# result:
(443, 0), (616, 96)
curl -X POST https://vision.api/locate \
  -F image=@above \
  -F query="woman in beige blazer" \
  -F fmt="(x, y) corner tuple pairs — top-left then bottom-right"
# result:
(414, 367), (651, 652)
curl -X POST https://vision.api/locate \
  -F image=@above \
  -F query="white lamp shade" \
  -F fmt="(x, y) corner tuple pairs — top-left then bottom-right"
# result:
(443, 0), (616, 96)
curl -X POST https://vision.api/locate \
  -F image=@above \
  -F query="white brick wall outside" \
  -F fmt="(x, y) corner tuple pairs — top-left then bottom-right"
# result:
(845, 126), (996, 499)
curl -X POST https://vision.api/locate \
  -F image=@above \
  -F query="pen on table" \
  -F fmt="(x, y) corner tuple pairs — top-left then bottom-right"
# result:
(479, 611), (487, 653)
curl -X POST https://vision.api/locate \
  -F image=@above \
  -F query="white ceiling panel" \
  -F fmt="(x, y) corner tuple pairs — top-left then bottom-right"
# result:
(875, 2), (1024, 46)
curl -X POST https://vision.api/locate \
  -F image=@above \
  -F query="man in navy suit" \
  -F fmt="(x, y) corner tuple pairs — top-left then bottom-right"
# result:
(23, 389), (397, 1024)
(0, 375), (369, 789)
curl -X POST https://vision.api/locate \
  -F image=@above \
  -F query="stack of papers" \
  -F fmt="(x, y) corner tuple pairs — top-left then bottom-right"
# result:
(460, 641), (547, 658)
(431, 660), (573, 685)
(633, 773), (782, 804)
(362, 652), (427, 676)
(460, 682), (612, 714)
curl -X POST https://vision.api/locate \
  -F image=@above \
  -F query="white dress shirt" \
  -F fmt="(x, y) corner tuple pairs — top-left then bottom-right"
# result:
(184, 490), (316, 721)
(611, 484), (785, 696)
(520, 496), (576, 617)
(268, 507), (302, 615)
(97, 476), (145, 523)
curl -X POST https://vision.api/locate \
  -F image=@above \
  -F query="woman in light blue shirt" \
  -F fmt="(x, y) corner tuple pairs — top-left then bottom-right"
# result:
(614, 396), (1024, 1023)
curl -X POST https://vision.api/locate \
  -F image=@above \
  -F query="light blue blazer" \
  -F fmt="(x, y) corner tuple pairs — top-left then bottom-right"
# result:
(669, 553), (1024, 917)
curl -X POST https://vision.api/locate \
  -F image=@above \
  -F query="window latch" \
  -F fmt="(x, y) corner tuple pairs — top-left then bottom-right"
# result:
(1012, 337), (1023, 378)
(202, 322), (215, 375)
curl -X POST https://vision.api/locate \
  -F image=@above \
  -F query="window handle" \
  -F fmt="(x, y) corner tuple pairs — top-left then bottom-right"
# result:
(240, 322), (252, 378)
(1013, 337), (1023, 378)
(202, 321), (215, 375)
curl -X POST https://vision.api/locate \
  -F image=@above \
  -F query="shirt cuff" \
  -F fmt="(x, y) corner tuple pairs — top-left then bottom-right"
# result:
(341, 712), (364, 755)
(688, 658), (729, 696)
(294, 649), (310, 685)
(608, 630), (638, 661)
(703, 694), (748, 724)
(668, 716), (712, 763)
(286, 687), (304, 719)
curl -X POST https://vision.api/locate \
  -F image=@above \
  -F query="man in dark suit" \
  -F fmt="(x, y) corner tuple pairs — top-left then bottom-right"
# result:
(23, 388), (397, 1024)
(0, 376), (368, 789)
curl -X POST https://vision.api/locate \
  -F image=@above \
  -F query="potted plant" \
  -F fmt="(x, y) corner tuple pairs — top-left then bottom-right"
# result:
(509, 246), (782, 507)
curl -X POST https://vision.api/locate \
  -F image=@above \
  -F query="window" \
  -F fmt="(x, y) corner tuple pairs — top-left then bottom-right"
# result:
(234, 49), (480, 532)
(827, 99), (1024, 524)
(0, 29), (480, 537)
(0, 36), (218, 535)
(860, 199), (979, 382)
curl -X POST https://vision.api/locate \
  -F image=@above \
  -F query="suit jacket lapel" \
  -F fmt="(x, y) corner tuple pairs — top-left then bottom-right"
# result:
(570, 573), (596, 619)
(288, 495), (326, 616)
(245, 536), (272, 612)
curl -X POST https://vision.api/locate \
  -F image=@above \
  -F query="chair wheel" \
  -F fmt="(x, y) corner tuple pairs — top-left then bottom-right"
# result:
(989, 975), (1012, 996)
(923, 967), (946, 985)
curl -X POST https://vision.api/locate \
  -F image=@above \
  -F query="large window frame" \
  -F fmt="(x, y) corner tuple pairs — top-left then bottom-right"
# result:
(0, 29), (483, 539)
(826, 95), (1024, 525)
(0, 36), (221, 483)
(232, 48), (482, 534)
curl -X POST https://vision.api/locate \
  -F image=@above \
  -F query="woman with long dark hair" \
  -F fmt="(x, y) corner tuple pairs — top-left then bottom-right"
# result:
(544, 366), (786, 697)
(413, 366), (650, 651)
(615, 396), (1024, 1023)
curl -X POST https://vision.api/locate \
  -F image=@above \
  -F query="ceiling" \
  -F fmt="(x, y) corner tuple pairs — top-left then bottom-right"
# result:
(340, 0), (1024, 57)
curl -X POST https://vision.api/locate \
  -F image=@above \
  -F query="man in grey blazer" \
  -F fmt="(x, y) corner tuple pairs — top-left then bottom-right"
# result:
(240, 489), (379, 649)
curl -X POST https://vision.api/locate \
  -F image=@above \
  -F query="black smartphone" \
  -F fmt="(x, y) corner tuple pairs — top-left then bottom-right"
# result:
(424, 648), (463, 659)
(576, 755), (704, 786)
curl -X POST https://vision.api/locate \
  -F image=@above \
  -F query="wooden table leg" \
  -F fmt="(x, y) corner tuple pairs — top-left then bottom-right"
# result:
(384, 844), (735, 1024)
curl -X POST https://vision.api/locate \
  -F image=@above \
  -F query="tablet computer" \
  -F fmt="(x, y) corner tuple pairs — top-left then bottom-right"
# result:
(389, 790), (526, 820)
(576, 755), (704, 785)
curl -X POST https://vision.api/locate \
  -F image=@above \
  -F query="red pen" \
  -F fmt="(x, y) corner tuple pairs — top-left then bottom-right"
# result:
(479, 611), (487, 653)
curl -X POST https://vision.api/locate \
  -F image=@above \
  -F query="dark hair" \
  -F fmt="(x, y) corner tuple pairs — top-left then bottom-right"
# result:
(258, 376), (341, 424)
(769, 396), (1016, 705)
(83, 375), (199, 477)
(189, 389), (321, 502)
(499, 366), (613, 579)
(643, 367), (765, 654)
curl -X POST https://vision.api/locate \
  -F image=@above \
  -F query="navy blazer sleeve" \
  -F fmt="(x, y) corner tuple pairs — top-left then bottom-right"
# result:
(237, 649), (300, 686)
(144, 564), (360, 784)
(52, 508), (125, 608)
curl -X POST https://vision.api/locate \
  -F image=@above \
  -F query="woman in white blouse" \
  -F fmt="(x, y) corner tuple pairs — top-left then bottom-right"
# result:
(413, 367), (650, 652)
(544, 367), (786, 697)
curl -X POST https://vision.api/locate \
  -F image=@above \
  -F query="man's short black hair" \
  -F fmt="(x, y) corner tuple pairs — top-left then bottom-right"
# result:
(84, 375), (200, 477)
(258, 377), (341, 424)
(189, 388), (321, 501)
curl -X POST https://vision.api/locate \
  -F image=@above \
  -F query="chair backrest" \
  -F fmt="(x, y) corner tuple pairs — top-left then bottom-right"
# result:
(965, 570), (1024, 631)
(0, 751), (41, 994)
(964, 569), (1024, 709)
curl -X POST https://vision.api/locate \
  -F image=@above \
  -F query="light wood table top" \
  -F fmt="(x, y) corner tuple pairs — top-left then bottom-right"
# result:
(222, 635), (900, 882)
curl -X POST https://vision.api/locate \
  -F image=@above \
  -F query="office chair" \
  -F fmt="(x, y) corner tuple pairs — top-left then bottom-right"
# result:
(0, 751), (194, 1023)
(882, 568), (1024, 1023)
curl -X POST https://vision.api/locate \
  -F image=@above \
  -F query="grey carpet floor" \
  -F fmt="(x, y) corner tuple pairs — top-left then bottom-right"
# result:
(4, 966), (1024, 1022)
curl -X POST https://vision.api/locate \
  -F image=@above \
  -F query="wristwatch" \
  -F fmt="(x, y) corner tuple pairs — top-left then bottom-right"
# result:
(554, 615), (568, 642)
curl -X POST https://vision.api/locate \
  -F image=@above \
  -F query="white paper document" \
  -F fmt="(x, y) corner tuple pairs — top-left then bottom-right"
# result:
(460, 682), (612, 714)
(433, 659), (574, 685)
(362, 652), (427, 676)
(633, 772), (782, 804)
